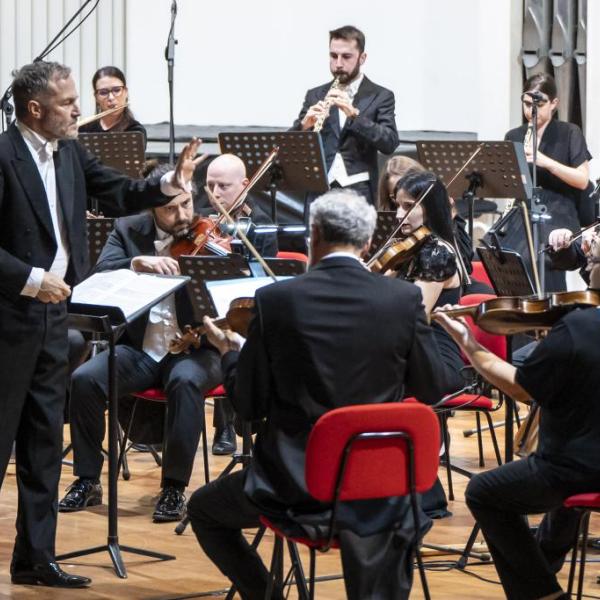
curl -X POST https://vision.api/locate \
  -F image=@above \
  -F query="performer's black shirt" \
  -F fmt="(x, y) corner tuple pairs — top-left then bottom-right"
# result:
(516, 307), (600, 473)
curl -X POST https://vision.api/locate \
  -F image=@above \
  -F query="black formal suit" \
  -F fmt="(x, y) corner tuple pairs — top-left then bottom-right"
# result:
(188, 256), (452, 600)
(0, 123), (171, 566)
(69, 213), (221, 487)
(292, 76), (399, 205)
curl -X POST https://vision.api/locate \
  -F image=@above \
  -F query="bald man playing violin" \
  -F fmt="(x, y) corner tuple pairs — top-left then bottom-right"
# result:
(433, 298), (600, 600)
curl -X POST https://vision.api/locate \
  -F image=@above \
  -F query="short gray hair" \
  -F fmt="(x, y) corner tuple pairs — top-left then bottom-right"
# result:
(12, 61), (71, 120)
(309, 190), (377, 248)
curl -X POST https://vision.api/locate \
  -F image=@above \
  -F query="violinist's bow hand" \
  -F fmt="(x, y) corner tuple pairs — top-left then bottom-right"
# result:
(174, 137), (209, 190)
(431, 305), (474, 350)
(547, 228), (573, 252)
(202, 316), (244, 356)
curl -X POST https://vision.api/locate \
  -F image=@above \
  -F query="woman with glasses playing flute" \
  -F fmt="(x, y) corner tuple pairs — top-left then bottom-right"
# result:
(79, 65), (147, 146)
(504, 73), (591, 292)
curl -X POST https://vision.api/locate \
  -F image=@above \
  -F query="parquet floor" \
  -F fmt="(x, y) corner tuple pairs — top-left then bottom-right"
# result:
(0, 404), (598, 599)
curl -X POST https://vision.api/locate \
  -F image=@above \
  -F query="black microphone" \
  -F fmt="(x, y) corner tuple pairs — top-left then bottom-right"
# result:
(171, 0), (177, 15)
(522, 90), (547, 103)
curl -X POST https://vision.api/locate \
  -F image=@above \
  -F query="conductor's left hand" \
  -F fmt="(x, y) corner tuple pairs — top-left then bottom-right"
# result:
(174, 137), (208, 190)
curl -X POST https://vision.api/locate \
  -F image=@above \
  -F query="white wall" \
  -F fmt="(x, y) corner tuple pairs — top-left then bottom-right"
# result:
(125, 0), (522, 139)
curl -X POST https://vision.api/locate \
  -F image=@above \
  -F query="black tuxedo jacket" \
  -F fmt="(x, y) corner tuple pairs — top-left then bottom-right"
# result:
(94, 213), (197, 349)
(0, 123), (168, 309)
(221, 256), (451, 533)
(292, 76), (399, 200)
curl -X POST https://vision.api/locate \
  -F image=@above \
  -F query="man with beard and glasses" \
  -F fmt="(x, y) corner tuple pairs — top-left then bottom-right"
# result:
(59, 163), (221, 525)
(0, 61), (200, 588)
(291, 25), (399, 207)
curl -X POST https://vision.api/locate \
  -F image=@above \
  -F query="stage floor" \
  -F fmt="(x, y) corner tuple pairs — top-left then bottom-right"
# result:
(0, 404), (597, 599)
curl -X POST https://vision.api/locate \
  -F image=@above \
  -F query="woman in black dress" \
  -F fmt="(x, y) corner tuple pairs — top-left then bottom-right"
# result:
(505, 73), (591, 292)
(79, 66), (146, 145)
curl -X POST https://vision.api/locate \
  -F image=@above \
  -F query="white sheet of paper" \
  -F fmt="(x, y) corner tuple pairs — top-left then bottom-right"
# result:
(205, 276), (285, 317)
(72, 269), (188, 321)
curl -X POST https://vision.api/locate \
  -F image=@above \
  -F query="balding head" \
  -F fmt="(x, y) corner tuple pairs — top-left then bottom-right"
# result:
(206, 154), (249, 211)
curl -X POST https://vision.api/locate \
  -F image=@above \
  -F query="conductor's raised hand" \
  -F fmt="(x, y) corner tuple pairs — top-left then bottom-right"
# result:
(174, 137), (208, 190)
(202, 315), (245, 355)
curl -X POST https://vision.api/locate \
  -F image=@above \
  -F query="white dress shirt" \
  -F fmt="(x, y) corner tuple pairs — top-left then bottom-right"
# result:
(327, 72), (370, 187)
(17, 121), (70, 297)
(139, 225), (182, 362)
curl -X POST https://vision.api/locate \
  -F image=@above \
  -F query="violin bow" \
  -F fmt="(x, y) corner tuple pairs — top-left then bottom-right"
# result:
(205, 186), (278, 282)
(367, 143), (485, 268)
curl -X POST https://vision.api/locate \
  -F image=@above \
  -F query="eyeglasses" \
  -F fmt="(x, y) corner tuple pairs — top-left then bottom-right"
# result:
(95, 85), (125, 98)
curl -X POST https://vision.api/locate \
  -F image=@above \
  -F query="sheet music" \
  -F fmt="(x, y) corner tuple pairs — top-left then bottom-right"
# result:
(206, 276), (287, 317)
(72, 269), (189, 321)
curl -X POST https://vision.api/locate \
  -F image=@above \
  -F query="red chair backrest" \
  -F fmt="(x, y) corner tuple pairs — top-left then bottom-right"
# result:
(459, 293), (507, 360)
(276, 251), (309, 264)
(471, 260), (493, 288)
(305, 403), (440, 502)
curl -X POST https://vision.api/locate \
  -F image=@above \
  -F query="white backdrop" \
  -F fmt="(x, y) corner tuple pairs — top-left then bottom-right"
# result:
(0, 0), (598, 175)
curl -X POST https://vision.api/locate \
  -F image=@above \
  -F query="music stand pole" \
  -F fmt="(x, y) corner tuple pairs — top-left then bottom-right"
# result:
(165, 1), (178, 164)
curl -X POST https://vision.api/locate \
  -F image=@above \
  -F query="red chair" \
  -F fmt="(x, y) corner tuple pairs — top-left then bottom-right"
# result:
(260, 402), (440, 600)
(276, 250), (309, 264)
(118, 384), (227, 484)
(435, 293), (507, 500)
(564, 493), (600, 599)
(471, 260), (493, 289)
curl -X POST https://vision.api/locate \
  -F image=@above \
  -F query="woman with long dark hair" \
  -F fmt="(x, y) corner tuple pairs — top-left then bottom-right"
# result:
(79, 66), (146, 145)
(504, 73), (591, 292)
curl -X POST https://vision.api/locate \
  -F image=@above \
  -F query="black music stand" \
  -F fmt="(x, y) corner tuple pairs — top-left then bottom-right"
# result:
(78, 131), (146, 178)
(476, 246), (535, 297)
(218, 131), (329, 223)
(57, 273), (189, 578)
(365, 211), (397, 261)
(86, 217), (115, 266)
(417, 140), (533, 246)
(263, 257), (307, 276)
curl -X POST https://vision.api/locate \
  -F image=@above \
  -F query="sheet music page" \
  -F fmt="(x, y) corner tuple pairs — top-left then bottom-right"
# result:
(206, 277), (287, 317)
(72, 269), (188, 320)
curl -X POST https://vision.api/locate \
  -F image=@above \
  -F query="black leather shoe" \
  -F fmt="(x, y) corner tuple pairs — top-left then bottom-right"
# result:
(58, 478), (102, 512)
(212, 424), (236, 455)
(11, 562), (91, 588)
(153, 486), (186, 522)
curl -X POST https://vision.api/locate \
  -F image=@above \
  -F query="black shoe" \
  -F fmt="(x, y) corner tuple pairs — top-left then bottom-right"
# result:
(212, 424), (236, 455)
(153, 486), (186, 522)
(58, 478), (102, 512)
(11, 561), (91, 588)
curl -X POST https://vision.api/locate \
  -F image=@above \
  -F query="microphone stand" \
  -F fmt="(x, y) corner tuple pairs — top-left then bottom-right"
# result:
(165, 0), (178, 164)
(0, 0), (96, 131)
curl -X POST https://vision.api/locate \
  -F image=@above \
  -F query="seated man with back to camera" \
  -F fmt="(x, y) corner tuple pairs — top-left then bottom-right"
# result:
(59, 162), (222, 523)
(187, 189), (455, 600)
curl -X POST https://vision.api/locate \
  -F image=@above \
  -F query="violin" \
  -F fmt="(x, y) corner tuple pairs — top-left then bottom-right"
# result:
(369, 226), (432, 273)
(434, 289), (600, 335)
(170, 214), (233, 258)
(168, 297), (254, 354)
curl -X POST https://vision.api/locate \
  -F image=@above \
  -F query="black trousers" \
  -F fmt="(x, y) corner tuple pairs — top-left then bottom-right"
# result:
(69, 344), (221, 486)
(0, 301), (68, 566)
(466, 455), (600, 600)
(187, 470), (419, 600)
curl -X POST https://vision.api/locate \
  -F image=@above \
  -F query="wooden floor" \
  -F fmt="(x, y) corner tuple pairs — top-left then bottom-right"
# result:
(0, 403), (598, 599)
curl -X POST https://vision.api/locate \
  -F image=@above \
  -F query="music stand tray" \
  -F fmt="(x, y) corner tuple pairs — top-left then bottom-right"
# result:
(78, 131), (146, 178)
(58, 272), (188, 577)
(218, 131), (329, 222)
(476, 247), (535, 297)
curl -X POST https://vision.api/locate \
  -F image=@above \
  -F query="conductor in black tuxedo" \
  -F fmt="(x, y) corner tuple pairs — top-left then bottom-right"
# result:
(187, 190), (453, 600)
(291, 25), (399, 206)
(0, 60), (202, 588)
(59, 166), (222, 524)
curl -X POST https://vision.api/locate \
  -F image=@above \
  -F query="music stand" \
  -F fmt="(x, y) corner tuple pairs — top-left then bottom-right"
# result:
(417, 140), (533, 246)
(57, 273), (189, 578)
(78, 132), (146, 178)
(218, 131), (329, 223)
(86, 217), (115, 267)
(262, 258), (307, 277)
(476, 247), (535, 297)
(364, 211), (397, 261)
